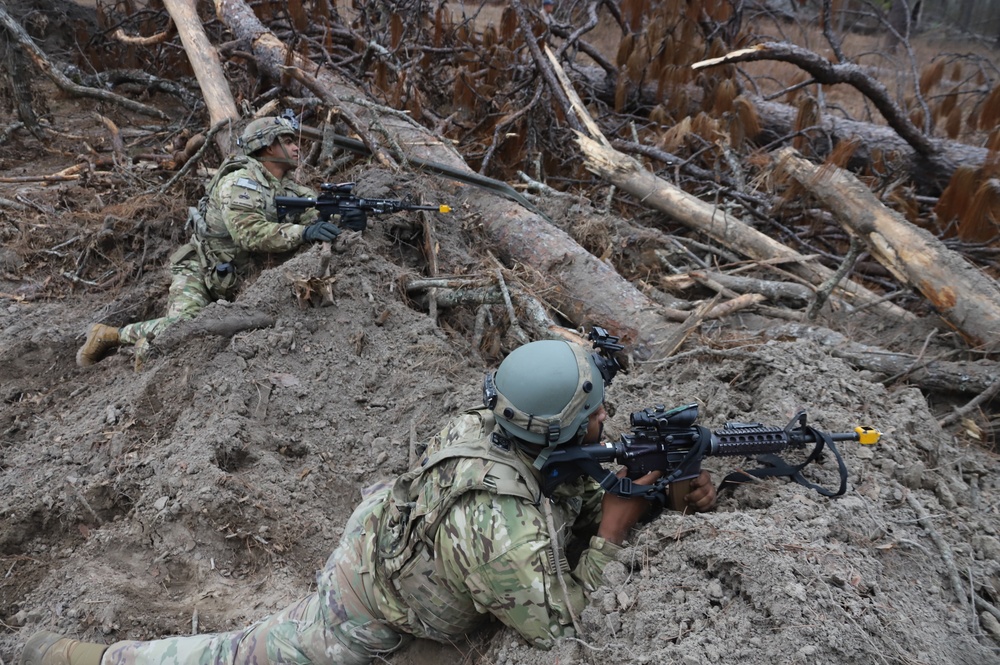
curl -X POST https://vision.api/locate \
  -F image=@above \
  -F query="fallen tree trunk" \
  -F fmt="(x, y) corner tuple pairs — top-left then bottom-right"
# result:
(685, 270), (813, 308)
(753, 98), (987, 193)
(776, 147), (1000, 353)
(693, 43), (938, 161)
(575, 133), (913, 321)
(150, 311), (276, 355)
(161, 0), (238, 154)
(568, 64), (989, 192)
(211, 0), (679, 360)
(764, 323), (1000, 395)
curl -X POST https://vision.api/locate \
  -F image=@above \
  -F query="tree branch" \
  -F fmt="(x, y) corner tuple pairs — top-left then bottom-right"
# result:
(692, 42), (939, 159)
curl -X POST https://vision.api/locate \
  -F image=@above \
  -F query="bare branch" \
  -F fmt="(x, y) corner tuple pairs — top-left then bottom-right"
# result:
(0, 4), (169, 120)
(692, 42), (939, 159)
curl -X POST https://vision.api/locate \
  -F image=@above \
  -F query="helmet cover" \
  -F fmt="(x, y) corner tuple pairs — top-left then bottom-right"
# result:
(487, 340), (605, 447)
(237, 116), (299, 155)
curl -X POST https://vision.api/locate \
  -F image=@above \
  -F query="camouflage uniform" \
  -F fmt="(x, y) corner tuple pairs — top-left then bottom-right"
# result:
(101, 409), (620, 665)
(118, 157), (318, 346)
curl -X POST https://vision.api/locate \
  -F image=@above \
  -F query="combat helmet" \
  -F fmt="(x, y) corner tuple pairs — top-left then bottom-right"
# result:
(483, 332), (624, 461)
(237, 114), (299, 155)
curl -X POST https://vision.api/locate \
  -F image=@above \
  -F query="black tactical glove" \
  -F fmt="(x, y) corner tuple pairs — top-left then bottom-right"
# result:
(339, 208), (368, 232)
(302, 221), (341, 243)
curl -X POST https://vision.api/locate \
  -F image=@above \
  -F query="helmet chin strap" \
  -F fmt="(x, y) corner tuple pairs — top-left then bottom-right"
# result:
(257, 140), (298, 167)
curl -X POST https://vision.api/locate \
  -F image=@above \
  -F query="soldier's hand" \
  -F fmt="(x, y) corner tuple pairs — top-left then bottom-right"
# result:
(339, 208), (368, 232)
(303, 221), (341, 243)
(598, 467), (661, 545)
(685, 470), (717, 512)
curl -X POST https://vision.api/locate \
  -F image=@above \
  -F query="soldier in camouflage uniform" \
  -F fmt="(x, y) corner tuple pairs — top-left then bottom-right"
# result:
(23, 339), (717, 665)
(75, 115), (366, 369)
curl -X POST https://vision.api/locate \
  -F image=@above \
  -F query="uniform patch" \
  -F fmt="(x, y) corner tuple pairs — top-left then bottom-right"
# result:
(235, 177), (260, 192)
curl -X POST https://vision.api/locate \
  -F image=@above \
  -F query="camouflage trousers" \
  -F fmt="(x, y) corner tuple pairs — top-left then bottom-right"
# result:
(102, 486), (407, 665)
(118, 255), (213, 347)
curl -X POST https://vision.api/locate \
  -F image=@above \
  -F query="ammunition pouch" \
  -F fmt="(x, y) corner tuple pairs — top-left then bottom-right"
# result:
(207, 261), (237, 296)
(179, 233), (240, 301)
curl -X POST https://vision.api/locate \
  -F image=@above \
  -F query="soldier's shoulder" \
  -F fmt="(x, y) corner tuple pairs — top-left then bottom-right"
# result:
(282, 181), (318, 198)
(216, 158), (268, 189)
(428, 409), (488, 452)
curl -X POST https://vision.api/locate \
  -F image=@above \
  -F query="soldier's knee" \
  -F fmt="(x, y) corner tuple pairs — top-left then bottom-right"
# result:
(332, 621), (407, 665)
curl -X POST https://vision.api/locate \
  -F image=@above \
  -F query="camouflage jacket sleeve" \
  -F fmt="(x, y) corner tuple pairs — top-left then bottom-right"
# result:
(215, 170), (317, 253)
(436, 489), (620, 648)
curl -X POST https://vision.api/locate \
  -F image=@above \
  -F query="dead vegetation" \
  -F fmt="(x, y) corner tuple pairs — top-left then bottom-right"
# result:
(0, 0), (999, 408)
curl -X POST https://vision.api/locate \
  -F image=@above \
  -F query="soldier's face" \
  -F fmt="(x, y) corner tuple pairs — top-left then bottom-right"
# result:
(260, 136), (301, 174)
(276, 136), (300, 160)
(583, 405), (607, 444)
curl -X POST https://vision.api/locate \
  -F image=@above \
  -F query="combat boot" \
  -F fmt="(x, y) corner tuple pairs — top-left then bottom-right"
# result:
(19, 631), (108, 665)
(76, 324), (121, 367)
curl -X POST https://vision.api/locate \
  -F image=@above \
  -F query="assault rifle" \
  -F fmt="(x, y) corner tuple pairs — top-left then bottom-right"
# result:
(540, 402), (880, 510)
(276, 182), (451, 223)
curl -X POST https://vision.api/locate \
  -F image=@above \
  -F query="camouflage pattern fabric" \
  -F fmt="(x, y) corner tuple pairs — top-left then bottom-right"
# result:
(102, 487), (406, 665)
(117, 157), (318, 349)
(370, 409), (618, 648)
(118, 254), (208, 345)
(100, 410), (619, 665)
(198, 157), (318, 269)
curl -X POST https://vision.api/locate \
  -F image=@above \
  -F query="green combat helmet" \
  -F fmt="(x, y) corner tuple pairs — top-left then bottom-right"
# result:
(237, 113), (299, 155)
(483, 339), (606, 466)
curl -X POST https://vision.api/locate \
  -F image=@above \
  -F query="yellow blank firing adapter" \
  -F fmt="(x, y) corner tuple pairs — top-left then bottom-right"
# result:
(438, 205), (452, 213)
(855, 426), (881, 445)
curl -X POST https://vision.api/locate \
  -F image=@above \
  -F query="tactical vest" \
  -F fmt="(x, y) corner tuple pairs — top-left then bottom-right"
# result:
(178, 156), (269, 298)
(374, 409), (544, 640)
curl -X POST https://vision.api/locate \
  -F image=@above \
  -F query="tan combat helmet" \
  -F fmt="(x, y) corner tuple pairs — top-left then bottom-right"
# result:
(237, 115), (299, 156)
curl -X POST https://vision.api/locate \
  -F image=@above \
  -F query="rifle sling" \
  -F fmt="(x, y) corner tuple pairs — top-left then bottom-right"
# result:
(718, 427), (849, 498)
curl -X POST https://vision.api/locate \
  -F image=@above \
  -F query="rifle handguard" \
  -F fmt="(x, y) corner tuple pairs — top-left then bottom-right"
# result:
(710, 423), (795, 456)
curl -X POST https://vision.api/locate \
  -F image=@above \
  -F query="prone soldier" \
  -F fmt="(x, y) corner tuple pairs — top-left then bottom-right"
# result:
(23, 337), (717, 665)
(75, 114), (366, 369)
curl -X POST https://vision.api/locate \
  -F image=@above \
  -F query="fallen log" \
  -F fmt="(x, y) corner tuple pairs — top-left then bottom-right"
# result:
(210, 0), (681, 360)
(775, 147), (1000, 353)
(574, 132), (913, 322)
(532, 45), (910, 324)
(753, 98), (987, 194)
(764, 323), (1000, 395)
(687, 270), (813, 308)
(692, 43), (938, 161)
(161, 0), (238, 154)
(148, 311), (276, 355)
(568, 64), (989, 191)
